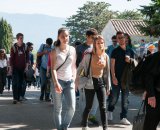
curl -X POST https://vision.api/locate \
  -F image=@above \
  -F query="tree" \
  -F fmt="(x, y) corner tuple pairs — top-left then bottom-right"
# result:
(64, 1), (117, 43)
(0, 18), (13, 53)
(116, 10), (143, 20)
(139, 0), (160, 36)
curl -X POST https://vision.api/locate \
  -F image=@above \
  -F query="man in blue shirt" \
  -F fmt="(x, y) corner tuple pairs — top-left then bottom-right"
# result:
(106, 35), (118, 58)
(37, 38), (53, 101)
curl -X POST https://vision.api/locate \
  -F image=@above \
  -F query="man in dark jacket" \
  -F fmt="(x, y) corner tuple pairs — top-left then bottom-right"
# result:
(143, 51), (160, 130)
(10, 33), (29, 104)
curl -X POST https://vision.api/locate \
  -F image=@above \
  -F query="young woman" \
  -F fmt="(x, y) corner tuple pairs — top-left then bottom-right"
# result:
(76, 35), (111, 130)
(0, 49), (8, 94)
(51, 28), (76, 130)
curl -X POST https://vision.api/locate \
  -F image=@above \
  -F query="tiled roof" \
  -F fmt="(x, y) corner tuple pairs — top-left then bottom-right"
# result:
(110, 19), (146, 36)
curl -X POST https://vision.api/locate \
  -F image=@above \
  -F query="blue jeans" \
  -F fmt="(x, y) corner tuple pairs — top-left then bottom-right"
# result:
(40, 67), (49, 99)
(108, 83), (129, 119)
(53, 79), (76, 130)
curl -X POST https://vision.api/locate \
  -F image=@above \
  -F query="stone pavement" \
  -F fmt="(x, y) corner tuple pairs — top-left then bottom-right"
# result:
(0, 87), (160, 130)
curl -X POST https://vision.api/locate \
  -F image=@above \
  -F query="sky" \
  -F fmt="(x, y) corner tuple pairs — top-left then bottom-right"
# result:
(0, 0), (151, 18)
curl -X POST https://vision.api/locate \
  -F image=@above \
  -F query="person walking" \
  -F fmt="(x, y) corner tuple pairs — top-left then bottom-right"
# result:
(107, 31), (134, 125)
(51, 28), (76, 130)
(142, 51), (160, 130)
(10, 33), (29, 104)
(76, 35), (111, 130)
(76, 28), (100, 125)
(0, 49), (8, 94)
(37, 38), (53, 101)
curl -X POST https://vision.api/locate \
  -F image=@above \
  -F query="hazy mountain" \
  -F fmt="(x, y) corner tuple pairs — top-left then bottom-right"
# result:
(0, 12), (66, 50)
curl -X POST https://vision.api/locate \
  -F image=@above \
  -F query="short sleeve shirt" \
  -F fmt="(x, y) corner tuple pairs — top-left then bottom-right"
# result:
(38, 44), (53, 69)
(111, 46), (134, 80)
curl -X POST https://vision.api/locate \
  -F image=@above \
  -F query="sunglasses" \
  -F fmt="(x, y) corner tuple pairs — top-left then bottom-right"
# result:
(117, 36), (125, 40)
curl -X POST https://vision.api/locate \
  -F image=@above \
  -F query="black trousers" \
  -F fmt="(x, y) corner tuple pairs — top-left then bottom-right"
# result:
(0, 67), (7, 93)
(12, 69), (24, 100)
(143, 91), (160, 130)
(81, 77), (107, 130)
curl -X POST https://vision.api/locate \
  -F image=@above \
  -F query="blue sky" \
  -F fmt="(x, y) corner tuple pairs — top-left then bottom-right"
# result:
(0, 0), (151, 18)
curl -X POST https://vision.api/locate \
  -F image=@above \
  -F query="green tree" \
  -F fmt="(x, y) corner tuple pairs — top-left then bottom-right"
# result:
(139, 0), (160, 36)
(64, 1), (117, 43)
(0, 18), (13, 53)
(116, 10), (143, 20)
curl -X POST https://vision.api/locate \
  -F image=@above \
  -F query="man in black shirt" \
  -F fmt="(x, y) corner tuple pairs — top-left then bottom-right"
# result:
(107, 31), (134, 125)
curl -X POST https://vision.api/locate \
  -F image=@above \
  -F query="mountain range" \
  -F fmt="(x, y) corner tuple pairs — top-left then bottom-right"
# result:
(0, 12), (66, 50)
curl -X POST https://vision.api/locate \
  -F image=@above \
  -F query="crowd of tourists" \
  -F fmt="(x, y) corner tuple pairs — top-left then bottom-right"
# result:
(0, 28), (160, 130)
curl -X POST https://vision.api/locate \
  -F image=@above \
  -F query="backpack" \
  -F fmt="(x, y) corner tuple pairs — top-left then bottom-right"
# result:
(25, 65), (34, 82)
(36, 44), (45, 70)
(12, 43), (28, 53)
(129, 55), (153, 95)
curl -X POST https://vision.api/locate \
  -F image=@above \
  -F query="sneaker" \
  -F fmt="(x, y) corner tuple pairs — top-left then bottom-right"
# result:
(120, 118), (131, 125)
(22, 97), (28, 101)
(82, 127), (88, 130)
(107, 111), (113, 121)
(13, 100), (17, 104)
(88, 115), (99, 126)
(39, 96), (43, 101)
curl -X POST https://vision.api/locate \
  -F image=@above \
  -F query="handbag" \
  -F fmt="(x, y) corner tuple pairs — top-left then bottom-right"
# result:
(132, 100), (146, 130)
(78, 53), (92, 89)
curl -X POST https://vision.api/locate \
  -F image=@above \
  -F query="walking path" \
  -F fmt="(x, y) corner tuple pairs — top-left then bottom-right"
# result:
(0, 87), (159, 130)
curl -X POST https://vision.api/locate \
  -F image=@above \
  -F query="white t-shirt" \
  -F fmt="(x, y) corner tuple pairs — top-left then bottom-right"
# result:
(55, 45), (76, 81)
(0, 59), (7, 68)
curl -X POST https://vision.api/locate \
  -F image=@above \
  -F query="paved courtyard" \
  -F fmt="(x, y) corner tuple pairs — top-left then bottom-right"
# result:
(0, 87), (160, 130)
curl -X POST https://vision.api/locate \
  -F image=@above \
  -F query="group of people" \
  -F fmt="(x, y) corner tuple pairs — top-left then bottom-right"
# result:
(0, 27), (160, 130)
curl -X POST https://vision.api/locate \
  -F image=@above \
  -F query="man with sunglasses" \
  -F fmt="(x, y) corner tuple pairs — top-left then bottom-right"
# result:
(107, 31), (134, 125)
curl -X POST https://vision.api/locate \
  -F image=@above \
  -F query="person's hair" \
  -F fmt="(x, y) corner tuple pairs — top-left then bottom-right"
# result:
(116, 31), (124, 37)
(46, 38), (53, 45)
(112, 35), (116, 40)
(55, 27), (69, 47)
(26, 42), (33, 47)
(124, 33), (132, 48)
(0, 49), (7, 60)
(16, 33), (23, 39)
(93, 35), (105, 54)
(74, 41), (82, 47)
(86, 28), (98, 37)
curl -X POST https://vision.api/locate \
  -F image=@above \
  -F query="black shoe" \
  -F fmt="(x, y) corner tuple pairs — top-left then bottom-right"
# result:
(40, 95), (44, 101)
(45, 98), (51, 102)
(13, 100), (17, 104)
(88, 116), (99, 126)
(39, 97), (43, 101)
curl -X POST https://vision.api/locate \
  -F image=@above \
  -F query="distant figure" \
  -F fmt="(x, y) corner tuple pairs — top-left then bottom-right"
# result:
(0, 49), (8, 94)
(147, 44), (155, 55)
(106, 35), (118, 58)
(124, 33), (132, 49)
(7, 57), (12, 91)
